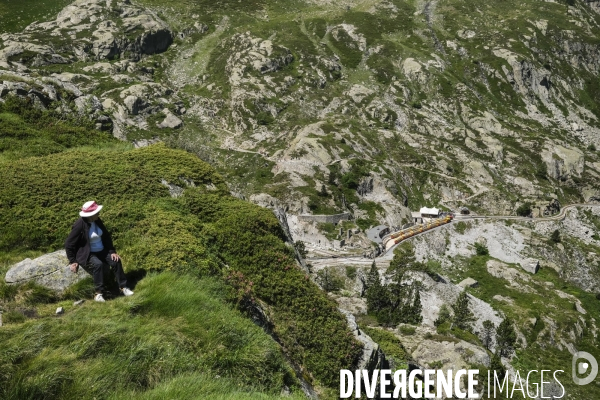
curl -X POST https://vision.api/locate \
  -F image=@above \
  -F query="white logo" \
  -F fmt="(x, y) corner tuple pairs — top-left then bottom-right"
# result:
(572, 351), (598, 385)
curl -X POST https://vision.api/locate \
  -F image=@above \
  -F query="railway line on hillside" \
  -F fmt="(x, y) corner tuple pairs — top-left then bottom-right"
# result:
(306, 203), (600, 269)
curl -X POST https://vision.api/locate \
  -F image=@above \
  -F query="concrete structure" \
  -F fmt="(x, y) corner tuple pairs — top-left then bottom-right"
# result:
(366, 225), (390, 244)
(332, 239), (346, 249)
(298, 212), (352, 224)
(419, 207), (441, 223)
(411, 211), (423, 224)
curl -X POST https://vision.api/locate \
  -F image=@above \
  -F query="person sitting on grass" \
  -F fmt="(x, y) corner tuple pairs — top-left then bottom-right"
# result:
(65, 200), (134, 302)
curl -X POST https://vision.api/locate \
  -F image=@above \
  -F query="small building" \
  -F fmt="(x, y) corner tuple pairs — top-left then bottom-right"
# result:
(411, 211), (423, 224)
(420, 207), (440, 219)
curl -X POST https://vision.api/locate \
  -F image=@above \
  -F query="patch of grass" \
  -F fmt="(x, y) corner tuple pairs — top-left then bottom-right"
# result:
(454, 221), (470, 234)
(0, 273), (297, 398)
(0, 0), (74, 33)
(398, 325), (416, 335)
(361, 326), (408, 369)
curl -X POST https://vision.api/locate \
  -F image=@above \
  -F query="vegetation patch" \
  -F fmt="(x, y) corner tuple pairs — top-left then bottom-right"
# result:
(0, 102), (362, 396)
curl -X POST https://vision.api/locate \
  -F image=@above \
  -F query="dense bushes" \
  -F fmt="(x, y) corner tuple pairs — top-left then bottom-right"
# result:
(0, 96), (114, 159)
(201, 202), (363, 386)
(364, 244), (424, 327)
(0, 144), (223, 254)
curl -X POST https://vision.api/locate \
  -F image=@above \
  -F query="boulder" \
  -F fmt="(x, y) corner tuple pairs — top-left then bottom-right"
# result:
(156, 108), (183, 129)
(5, 250), (88, 292)
(74, 95), (103, 114)
(520, 258), (540, 274)
(458, 277), (479, 289)
(124, 95), (147, 115)
(541, 145), (584, 181)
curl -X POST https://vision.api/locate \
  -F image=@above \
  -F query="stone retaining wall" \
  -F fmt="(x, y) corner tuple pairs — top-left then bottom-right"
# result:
(298, 213), (352, 224)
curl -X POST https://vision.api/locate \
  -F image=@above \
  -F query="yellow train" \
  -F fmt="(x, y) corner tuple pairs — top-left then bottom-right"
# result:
(385, 215), (453, 250)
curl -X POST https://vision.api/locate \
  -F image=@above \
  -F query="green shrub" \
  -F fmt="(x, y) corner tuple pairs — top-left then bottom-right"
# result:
(516, 202), (532, 217)
(361, 326), (408, 369)
(434, 304), (452, 327)
(316, 268), (345, 292)
(398, 325), (416, 335)
(0, 96), (113, 160)
(454, 221), (468, 234)
(345, 265), (357, 280)
(474, 243), (489, 256)
(550, 229), (561, 244)
(203, 209), (363, 386)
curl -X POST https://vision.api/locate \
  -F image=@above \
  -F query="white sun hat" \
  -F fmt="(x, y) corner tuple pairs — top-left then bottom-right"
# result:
(79, 201), (103, 217)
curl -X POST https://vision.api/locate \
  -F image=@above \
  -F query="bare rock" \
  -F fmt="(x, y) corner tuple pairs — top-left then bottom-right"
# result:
(5, 250), (88, 292)
(520, 258), (540, 274)
(493, 294), (514, 304)
(458, 277), (479, 289)
(156, 108), (183, 129)
(74, 95), (103, 114)
(412, 338), (490, 370)
(541, 144), (585, 181)
(340, 309), (388, 371)
(123, 95), (147, 115)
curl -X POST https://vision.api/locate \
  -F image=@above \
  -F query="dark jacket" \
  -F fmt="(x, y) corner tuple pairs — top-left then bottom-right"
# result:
(65, 217), (116, 265)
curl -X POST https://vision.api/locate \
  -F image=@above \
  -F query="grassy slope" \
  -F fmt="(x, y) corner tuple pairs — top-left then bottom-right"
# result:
(0, 99), (362, 398)
(0, 273), (301, 400)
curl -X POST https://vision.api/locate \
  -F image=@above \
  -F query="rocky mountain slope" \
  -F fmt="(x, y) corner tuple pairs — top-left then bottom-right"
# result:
(3, 0), (599, 219)
(2, 1), (600, 398)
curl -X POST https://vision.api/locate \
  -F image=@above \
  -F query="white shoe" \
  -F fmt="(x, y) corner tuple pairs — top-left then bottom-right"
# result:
(94, 293), (105, 302)
(121, 287), (134, 296)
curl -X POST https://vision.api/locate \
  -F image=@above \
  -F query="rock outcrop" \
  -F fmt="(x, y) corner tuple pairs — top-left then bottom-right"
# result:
(541, 144), (585, 181)
(5, 0), (173, 65)
(5, 250), (88, 292)
(340, 309), (389, 371)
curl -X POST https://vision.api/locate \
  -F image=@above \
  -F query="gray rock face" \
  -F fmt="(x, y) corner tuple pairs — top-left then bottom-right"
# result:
(124, 95), (147, 115)
(412, 338), (491, 369)
(5, 250), (88, 292)
(520, 259), (540, 274)
(2, 0), (174, 65)
(357, 176), (374, 196)
(74, 95), (103, 114)
(340, 309), (389, 371)
(156, 108), (183, 129)
(541, 145), (585, 181)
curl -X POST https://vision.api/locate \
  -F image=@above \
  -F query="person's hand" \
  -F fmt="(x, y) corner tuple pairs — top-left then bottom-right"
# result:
(69, 263), (79, 273)
(111, 253), (120, 262)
